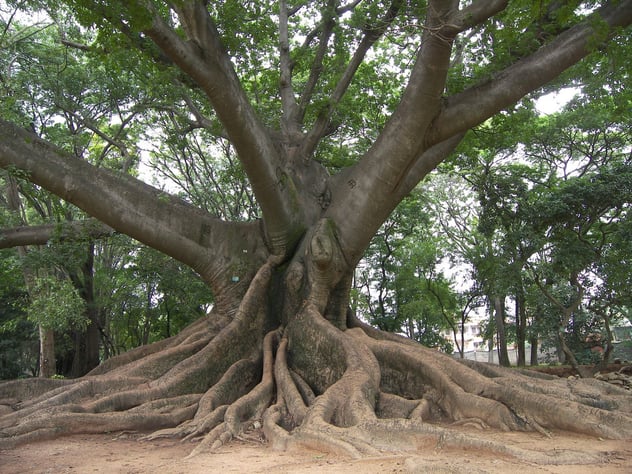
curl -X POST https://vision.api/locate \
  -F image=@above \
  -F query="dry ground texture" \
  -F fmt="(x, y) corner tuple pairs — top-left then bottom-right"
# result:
(1, 427), (631, 473)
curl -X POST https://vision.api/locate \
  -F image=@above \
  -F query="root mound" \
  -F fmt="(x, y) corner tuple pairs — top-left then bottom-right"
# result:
(1, 259), (631, 464)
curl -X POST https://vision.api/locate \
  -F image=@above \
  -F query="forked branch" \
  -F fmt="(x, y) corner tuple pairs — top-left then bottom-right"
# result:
(299, 0), (404, 160)
(430, 0), (632, 145)
(144, 1), (303, 252)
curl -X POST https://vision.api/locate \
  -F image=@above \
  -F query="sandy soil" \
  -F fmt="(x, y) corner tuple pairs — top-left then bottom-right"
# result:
(1, 428), (631, 474)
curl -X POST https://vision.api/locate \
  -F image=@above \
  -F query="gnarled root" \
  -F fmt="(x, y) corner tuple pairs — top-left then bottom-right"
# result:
(2, 265), (631, 465)
(259, 303), (632, 463)
(0, 256), (279, 449)
(185, 328), (279, 457)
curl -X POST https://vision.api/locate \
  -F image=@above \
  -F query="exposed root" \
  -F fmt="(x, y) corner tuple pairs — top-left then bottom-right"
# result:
(258, 305), (631, 462)
(87, 314), (225, 377)
(0, 256), (281, 450)
(187, 328), (280, 457)
(461, 359), (632, 413)
(0, 393), (200, 448)
(141, 405), (228, 441)
(143, 356), (260, 442)
(273, 337), (307, 424)
(2, 259), (631, 465)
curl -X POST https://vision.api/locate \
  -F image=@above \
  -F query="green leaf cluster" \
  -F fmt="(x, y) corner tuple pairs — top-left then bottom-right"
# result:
(27, 275), (88, 331)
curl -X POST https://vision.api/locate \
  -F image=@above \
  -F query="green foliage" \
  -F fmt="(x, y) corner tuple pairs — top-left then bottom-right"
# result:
(1, 4), (215, 363)
(27, 276), (88, 331)
(356, 189), (457, 351)
(94, 236), (212, 353)
(0, 250), (37, 379)
(438, 68), (632, 363)
(146, 128), (260, 220)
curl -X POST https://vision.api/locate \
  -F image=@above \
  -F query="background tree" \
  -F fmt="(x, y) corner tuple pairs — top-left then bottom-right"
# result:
(95, 239), (213, 353)
(0, 249), (36, 379)
(1, 0), (631, 458)
(437, 69), (632, 369)
(354, 189), (456, 351)
(0, 3), (214, 376)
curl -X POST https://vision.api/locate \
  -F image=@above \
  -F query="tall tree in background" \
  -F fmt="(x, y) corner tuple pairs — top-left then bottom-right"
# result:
(1, 0), (631, 457)
(354, 189), (455, 351)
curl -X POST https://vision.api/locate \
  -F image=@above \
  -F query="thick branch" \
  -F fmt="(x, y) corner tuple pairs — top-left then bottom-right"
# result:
(279, 0), (299, 134)
(454, 0), (508, 33)
(145, 2), (303, 253)
(295, 1), (336, 130)
(430, 0), (632, 145)
(0, 120), (269, 313)
(60, 39), (91, 51)
(326, 0), (459, 266)
(394, 133), (465, 202)
(0, 220), (114, 249)
(329, 0), (631, 267)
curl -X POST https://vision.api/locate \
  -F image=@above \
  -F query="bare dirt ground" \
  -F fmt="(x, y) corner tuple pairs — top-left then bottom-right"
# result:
(1, 427), (631, 474)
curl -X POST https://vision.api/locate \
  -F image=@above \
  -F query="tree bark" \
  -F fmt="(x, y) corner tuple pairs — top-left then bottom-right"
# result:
(598, 310), (615, 372)
(38, 326), (55, 378)
(529, 336), (539, 366)
(0, 220), (114, 249)
(536, 272), (590, 377)
(515, 293), (527, 367)
(68, 243), (101, 377)
(494, 296), (511, 367)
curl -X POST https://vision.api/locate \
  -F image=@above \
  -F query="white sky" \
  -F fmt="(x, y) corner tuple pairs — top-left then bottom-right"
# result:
(535, 87), (580, 115)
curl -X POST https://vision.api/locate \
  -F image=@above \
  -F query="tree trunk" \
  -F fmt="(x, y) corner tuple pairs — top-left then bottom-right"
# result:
(529, 337), (539, 366)
(487, 321), (494, 364)
(38, 326), (55, 378)
(493, 296), (511, 367)
(69, 314), (101, 378)
(594, 309), (614, 374)
(554, 273), (590, 378)
(557, 327), (591, 378)
(68, 243), (101, 377)
(460, 315), (465, 359)
(515, 293), (526, 367)
(406, 317), (414, 340)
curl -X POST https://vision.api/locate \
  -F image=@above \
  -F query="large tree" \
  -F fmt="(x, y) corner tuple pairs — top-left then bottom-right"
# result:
(1, 0), (632, 459)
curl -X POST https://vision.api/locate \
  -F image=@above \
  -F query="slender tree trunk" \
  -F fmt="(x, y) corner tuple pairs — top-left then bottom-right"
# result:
(556, 341), (566, 363)
(558, 327), (589, 377)
(38, 326), (56, 378)
(69, 243), (101, 376)
(487, 309), (494, 364)
(494, 296), (511, 367)
(557, 308), (591, 378)
(529, 336), (539, 365)
(556, 274), (591, 377)
(69, 312), (101, 377)
(460, 316), (465, 358)
(5, 175), (58, 377)
(595, 309), (614, 373)
(406, 317), (414, 340)
(515, 293), (526, 367)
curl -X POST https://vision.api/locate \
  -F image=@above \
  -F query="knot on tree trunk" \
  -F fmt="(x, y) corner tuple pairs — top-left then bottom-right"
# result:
(309, 222), (334, 270)
(304, 219), (348, 314)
